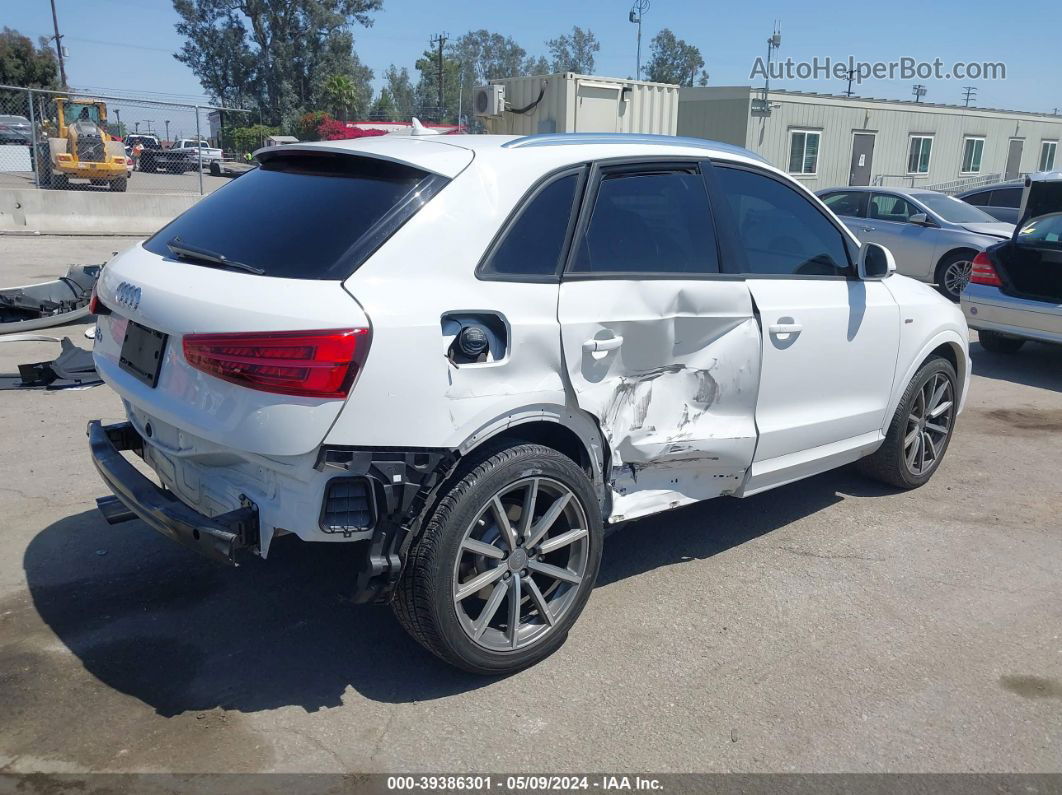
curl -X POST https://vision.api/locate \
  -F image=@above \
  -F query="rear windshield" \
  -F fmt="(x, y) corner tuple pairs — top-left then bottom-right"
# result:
(143, 152), (443, 279)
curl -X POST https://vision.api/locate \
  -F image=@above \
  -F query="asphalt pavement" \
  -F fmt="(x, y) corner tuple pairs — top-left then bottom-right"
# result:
(1, 236), (1059, 774)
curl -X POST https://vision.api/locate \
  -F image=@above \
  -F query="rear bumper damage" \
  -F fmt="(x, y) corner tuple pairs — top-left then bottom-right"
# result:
(88, 418), (459, 600)
(87, 420), (259, 566)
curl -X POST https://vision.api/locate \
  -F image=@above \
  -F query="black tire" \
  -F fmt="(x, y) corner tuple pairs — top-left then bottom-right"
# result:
(934, 250), (976, 302)
(978, 330), (1025, 354)
(209, 161), (222, 177)
(109, 178), (127, 192)
(393, 443), (603, 675)
(49, 173), (69, 190)
(858, 356), (958, 489)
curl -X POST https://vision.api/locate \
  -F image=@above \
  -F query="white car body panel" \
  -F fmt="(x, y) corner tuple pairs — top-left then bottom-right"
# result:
(90, 134), (971, 555)
(558, 279), (760, 522)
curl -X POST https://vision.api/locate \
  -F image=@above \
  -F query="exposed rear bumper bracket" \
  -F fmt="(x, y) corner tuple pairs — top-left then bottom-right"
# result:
(87, 420), (260, 566)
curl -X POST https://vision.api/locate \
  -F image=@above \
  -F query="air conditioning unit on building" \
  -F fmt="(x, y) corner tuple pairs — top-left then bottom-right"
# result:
(473, 84), (505, 116)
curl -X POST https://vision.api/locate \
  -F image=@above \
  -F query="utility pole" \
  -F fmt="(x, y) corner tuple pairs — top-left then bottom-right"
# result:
(114, 108), (120, 136)
(842, 67), (855, 97)
(628, 0), (650, 80)
(962, 86), (977, 107)
(429, 33), (447, 122)
(912, 84), (927, 103)
(49, 0), (68, 88)
(165, 120), (171, 143)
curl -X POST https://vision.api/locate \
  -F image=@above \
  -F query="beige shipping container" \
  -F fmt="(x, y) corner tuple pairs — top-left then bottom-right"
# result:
(481, 73), (679, 136)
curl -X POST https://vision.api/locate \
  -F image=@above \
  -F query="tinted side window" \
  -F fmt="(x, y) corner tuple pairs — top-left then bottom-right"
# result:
(715, 167), (850, 277)
(963, 190), (990, 206)
(821, 191), (867, 218)
(571, 170), (719, 275)
(870, 193), (919, 222)
(482, 173), (579, 277)
(992, 187), (1023, 208)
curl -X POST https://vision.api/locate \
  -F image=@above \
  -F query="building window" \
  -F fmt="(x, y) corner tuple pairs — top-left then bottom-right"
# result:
(788, 130), (820, 175)
(1040, 141), (1058, 172)
(961, 137), (985, 174)
(907, 135), (933, 174)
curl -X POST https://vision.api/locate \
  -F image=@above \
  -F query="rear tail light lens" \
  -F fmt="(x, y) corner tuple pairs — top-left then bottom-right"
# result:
(88, 282), (109, 315)
(182, 328), (370, 399)
(970, 251), (1003, 287)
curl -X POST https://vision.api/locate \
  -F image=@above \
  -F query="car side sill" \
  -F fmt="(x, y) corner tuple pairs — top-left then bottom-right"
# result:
(736, 430), (884, 497)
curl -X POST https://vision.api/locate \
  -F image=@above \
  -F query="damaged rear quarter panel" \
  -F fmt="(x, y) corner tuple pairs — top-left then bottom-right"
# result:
(558, 279), (761, 521)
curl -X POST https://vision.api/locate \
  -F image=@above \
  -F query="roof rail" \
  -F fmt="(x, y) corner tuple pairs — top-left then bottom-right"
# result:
(502, 132), (768, 163)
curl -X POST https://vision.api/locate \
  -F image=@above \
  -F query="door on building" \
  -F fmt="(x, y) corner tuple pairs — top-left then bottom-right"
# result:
(849, 133), (876, 185)
(1005, 139), (1025, 180)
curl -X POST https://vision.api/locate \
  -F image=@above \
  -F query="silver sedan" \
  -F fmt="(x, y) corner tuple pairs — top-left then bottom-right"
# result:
(817, 186), (1014, 300)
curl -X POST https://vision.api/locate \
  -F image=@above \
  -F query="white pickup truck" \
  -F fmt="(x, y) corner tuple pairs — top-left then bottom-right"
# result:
(155, 138), (223, 173)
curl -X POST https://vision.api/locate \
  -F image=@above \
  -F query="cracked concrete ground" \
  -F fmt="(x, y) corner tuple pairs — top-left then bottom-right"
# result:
(1, 236), (1060, 774)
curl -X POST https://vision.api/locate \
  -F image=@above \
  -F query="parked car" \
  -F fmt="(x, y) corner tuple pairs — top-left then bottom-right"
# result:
(956, 182), (1024, 224)
(87, 134), (970, 674)
(962, 171), (1062, 352)
(167, 138), (223, 171)
(0, 114), (32, 145)
(817, 186), (1014, 301)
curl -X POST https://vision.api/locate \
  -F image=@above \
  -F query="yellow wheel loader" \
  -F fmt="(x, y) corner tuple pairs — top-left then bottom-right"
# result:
(38, 98), (128, 192)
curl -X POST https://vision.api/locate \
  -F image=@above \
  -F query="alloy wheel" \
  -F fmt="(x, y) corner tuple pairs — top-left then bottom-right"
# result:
(904, 372), (954, 476)
(943, 259), (972, 297)
(452, 477), (590, 653)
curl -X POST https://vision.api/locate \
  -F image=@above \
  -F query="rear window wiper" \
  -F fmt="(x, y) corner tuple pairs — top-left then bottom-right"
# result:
(166, 237), (265, 275)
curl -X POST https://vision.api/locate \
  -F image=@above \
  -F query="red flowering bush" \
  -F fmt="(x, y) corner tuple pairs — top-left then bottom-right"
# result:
(317, 118), (388, 141)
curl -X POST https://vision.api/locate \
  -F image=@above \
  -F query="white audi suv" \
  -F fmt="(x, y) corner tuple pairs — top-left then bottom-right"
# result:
(88, 133), (970, 673)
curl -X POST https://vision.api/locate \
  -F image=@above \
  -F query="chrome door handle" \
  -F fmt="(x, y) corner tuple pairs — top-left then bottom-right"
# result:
(583, 335), (624, 353)
(861, 226), (876, 232)
(768, 323), (803, 335)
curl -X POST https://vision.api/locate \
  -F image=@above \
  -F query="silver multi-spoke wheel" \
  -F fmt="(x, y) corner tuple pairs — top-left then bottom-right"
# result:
(942, 259), (972, 298)
(452, 476), (589, 653)
(903, 371), (954, 476)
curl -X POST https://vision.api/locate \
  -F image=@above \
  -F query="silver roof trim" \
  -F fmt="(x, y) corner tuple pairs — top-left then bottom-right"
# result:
(502, 133), (768, 163)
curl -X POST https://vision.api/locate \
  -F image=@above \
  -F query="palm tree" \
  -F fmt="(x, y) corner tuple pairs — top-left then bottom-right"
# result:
(323, 74), (358, 121)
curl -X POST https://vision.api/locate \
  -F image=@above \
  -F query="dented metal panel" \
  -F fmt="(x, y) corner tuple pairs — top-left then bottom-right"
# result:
(558, 279), (761, 521)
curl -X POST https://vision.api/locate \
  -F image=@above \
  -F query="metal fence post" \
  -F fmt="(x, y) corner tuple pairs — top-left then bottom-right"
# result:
(195, 105), (203, 195)
(26, 87), (39, 188)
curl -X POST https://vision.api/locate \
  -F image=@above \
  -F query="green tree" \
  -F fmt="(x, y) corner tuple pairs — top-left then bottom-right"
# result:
(414, 46), (461, 122)
(522, 55), (551, 75)
(323, 73), (358, 120)
(370, 89), (396, 120)
(546, 26), (599, 74)
(645, 29), (708, 86)
(0, 27), (60, 90)
(383, 65), (415, 120)
(172, 0), (381, 125)
(448, 30), (528, 124)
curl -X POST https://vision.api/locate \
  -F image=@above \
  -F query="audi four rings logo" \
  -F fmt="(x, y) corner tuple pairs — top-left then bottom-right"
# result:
(115, 281), (142, 310)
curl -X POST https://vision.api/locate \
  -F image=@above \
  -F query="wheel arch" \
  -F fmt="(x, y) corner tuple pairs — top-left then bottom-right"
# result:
(935, 246), (979, 281)
(455, 408), (610, 511)
(885, 330), (970, 429)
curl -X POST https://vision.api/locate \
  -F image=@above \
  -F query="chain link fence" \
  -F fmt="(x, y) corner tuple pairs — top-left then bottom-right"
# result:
(0, 85), (249, 196)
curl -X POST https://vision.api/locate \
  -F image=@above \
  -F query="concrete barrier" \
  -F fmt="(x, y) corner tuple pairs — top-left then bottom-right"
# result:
(0, 188), (201, 236)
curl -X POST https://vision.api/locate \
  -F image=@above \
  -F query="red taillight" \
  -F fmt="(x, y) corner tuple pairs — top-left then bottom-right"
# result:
(88, 282), (103, 314)
(182, 328), (370, 399)
(970, 251), (1002, 287)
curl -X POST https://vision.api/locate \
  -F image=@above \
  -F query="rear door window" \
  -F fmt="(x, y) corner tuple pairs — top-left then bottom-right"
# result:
(570, 167), (720, 276)
(963, 190), (990, 206)
(820, 191), (868, 218)
(143, 152), (445, 279)
(991, 187), (1023, 208)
